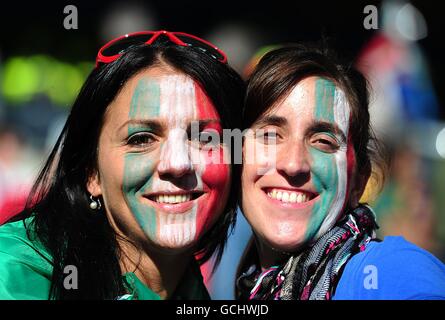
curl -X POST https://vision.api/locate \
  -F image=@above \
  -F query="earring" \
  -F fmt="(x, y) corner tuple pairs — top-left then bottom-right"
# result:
(89, 195), (102, 210)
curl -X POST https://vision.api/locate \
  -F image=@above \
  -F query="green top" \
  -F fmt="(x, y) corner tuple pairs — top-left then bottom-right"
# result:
(0, 217), (210, 300)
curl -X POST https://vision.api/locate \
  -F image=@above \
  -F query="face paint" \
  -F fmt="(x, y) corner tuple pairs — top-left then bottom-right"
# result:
(123, 78), (160, 243)
(241, 76), (356, 256)
(194, 82), (231, 243)
(123, 73), (230, 249)
(306, 78), (352, 241)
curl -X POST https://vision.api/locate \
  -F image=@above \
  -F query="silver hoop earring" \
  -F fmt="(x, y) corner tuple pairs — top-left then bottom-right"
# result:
(89, 195), (102, 210)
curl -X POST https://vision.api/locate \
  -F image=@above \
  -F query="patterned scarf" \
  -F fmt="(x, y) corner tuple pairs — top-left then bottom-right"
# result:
(237, 205), (379, 300)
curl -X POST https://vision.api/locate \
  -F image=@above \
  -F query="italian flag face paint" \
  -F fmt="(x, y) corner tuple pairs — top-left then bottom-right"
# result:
(305, 78), (354, 242)
(240, 76), (358, 256)
(123, 74), (230, 249)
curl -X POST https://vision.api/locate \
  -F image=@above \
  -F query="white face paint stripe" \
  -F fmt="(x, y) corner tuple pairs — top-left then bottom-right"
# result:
(315, 88), (350, 238)
(333, 89), (350, 134)
(158, 75), (197, 120)
(155, 75), (202, 245)
(158, 206), (197, 246)
(158, 75), (196, 173)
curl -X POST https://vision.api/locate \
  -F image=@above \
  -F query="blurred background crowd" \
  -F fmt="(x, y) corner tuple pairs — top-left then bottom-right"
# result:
(0, 0), (444, 298)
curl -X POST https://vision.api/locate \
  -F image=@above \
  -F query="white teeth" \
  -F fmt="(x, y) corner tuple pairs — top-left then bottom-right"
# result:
(297, 193), (302, 203)
(267, 188), (311, 204)
(155, 194), (192, 204)
(282, 192), (289, 202)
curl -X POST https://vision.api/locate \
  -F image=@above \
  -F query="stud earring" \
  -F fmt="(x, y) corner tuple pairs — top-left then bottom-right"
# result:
(89, 195), (102, 210)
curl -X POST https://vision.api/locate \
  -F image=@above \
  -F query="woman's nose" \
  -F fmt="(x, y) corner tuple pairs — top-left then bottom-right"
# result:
(275, 140), (310, 177)
(158, 129), (194, 178)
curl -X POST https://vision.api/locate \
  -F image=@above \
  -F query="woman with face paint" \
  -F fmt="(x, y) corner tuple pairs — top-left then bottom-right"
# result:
(0, 31), (244, 299)
(236, 44), (445, 300)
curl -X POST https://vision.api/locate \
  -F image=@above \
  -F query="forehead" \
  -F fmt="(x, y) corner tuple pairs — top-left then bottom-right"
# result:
(106, 67), (219, 125)
(270, 76), (349, 127)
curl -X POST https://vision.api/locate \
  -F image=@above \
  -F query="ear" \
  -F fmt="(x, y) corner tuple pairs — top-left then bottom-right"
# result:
(349, 161), (371, 207)
(86, 170), (102, 197)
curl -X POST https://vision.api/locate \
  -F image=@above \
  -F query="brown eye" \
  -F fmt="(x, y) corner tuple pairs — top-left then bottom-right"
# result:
(127, 132), (156, 147)
(311, 134), (339, 153)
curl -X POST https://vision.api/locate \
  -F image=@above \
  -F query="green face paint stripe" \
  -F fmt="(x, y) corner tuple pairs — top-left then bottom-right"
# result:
(304, 78), (339, 242)
(314, 78), (336, 123)
(129, 78), (161, 120)
(306, 149), (338, 241)
(124, 77), (161, 240)
(123, 153), (157, 238)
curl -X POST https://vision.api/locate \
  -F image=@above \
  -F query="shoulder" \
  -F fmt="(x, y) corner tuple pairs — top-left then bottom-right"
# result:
(0, 217), (51, 262)
(0, 217), (53, 299)
(174, 259), (210, 300)
(333, 236), (445, 300)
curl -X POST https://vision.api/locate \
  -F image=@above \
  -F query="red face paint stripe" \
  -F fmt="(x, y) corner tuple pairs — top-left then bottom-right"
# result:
(194, 82), (230, 238)
(194, 82), (219, 119)
(202, 123), (223, 135)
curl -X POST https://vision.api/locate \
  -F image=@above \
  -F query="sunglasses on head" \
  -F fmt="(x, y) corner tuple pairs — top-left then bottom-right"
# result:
(95, 30), (228, 67)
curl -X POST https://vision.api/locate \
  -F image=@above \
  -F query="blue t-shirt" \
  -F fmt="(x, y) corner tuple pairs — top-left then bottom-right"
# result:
(333, 236), (445, 299)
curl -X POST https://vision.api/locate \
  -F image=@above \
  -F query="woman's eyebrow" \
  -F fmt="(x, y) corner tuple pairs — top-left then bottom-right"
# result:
(187, 119), (222, 134)
(120, 119), (164, 132)
(308, 121), (347, 143)
(253, 115), (288, 128)
(191, 119), (221, 126)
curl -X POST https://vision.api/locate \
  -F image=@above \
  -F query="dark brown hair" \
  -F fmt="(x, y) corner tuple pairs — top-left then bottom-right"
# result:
(243, 43), (387, 195)
(8, 43), (245, 299)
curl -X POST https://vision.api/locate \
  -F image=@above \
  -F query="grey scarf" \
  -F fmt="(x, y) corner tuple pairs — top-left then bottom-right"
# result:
(237, 205), (379, 300)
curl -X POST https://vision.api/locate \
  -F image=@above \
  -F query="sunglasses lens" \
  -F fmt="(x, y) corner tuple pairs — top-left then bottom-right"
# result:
(101, 34), (154, 57)
(175, 35), (225, 62)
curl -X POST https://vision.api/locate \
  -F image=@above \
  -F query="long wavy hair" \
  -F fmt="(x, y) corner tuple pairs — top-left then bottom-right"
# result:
(9, 42), (245, 299)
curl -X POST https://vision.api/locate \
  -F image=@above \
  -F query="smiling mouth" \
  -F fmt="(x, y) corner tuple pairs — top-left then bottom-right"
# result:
(263, 188), (317, 204)
(147, 192), (205, 204)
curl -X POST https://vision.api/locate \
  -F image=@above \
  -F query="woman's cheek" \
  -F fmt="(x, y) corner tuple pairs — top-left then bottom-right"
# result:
(202, 162), (231, 193)
(123, 153), (158, 239)
(201, 144), (231, 191)
(305, 149), (339, 240)
(196, 146), (231, 234)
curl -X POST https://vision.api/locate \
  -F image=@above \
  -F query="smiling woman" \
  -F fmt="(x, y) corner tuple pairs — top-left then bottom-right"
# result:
(0, 31), (245, 300)
(236, 44), (445, 300)
(242, 77), (358, 252)
(90, 70), (231, 252)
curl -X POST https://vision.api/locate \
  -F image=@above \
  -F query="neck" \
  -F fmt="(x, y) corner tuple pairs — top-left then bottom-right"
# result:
(255, 238), (290, 272)
(118, 238), (193, 299)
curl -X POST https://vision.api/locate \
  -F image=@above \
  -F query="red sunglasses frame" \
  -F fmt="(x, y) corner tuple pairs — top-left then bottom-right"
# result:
(96, 30), (228, 67)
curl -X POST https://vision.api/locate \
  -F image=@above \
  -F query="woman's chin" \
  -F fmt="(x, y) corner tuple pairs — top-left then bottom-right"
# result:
(145, 232), (197, 254)
(149, 237), (197, 254)
(264, 233), (306, 254)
